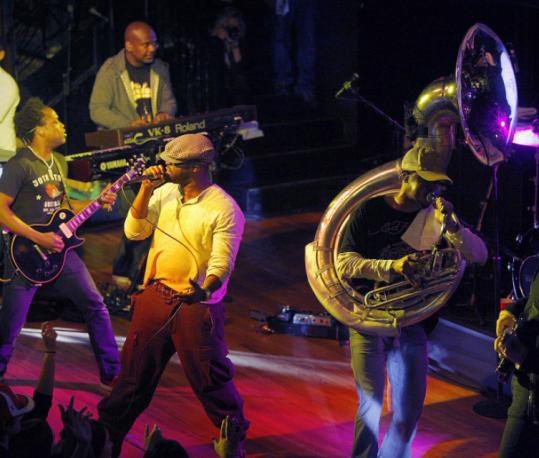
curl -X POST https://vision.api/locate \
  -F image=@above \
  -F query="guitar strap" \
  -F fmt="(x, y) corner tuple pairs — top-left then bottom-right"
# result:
(0, 230), (14, 283)
(53, 155), (75, 212)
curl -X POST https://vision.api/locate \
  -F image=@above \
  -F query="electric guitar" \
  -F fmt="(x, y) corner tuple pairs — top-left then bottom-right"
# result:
(9, 156), (146, 284)
(496, 314), (539, 383)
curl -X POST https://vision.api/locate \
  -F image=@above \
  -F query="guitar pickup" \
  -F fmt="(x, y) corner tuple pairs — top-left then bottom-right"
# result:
(59, 223), (73, 238)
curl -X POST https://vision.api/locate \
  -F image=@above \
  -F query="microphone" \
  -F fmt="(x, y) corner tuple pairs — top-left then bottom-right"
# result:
(427, 192), (460, 232)
(128, 173), (168, 184)
(89, 7), (109, 23)
(426, 192), (440, 204)
(335, 73), (360, 98)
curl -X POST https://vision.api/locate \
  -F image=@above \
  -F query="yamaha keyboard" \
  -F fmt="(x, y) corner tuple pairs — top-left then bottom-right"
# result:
(85, 105), (258, 148)
(65, 145), (158, 181)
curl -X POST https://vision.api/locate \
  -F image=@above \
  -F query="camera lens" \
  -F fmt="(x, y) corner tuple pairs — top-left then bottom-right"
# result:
(226, 26), (240, 41)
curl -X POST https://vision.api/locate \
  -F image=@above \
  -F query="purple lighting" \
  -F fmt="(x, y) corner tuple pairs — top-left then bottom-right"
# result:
(513, 124), (539, 147)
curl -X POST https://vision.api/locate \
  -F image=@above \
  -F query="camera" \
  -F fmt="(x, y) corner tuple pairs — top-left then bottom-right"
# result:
(226, 26), (240, 42)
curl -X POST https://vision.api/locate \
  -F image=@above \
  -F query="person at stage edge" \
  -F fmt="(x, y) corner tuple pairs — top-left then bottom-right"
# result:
(336, 140), (488, 458)
(495, 274), (539, 457)
(98, 132), (249, 458)
(89, 21), (178, 289)
(0, 37), (20, 168)
(0, 98), (120, 388)
(89, 21), (177, 129)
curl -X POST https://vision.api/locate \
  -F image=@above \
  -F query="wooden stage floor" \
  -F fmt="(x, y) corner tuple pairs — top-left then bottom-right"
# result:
(2, 212), (505, 457)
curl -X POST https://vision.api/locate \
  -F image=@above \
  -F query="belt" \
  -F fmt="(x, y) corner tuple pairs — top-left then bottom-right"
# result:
(152, 281), (182, 304)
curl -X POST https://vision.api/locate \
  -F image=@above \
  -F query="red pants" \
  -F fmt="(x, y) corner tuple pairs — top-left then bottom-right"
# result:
(98, 282), (247, 456)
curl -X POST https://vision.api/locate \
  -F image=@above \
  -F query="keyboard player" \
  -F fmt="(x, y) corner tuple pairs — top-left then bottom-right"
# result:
(89, 20), (177, 290)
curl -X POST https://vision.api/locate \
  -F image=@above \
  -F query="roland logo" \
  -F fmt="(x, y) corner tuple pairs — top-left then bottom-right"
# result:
(174, 119), (206, 134)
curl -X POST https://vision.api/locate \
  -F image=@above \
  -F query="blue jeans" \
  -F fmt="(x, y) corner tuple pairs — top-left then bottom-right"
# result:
(272, 0), (317, 94)
(498, 373), (539, 457)
(350, 325), (428, 458)
(0, 249), (120, 381)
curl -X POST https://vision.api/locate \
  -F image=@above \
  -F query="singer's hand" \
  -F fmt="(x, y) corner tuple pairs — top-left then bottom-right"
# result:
(176, 279), (206, 304)
(141, 165), (166, 191)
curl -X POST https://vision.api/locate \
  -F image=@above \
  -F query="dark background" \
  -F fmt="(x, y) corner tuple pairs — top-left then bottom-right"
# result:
(2, 0), (539, 312)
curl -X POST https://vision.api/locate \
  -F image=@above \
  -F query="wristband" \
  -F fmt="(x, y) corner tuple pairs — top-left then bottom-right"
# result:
(44, 351), (56, 354)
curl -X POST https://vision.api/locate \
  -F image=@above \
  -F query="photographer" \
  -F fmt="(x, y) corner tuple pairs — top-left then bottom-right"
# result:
(207, 6), (249, 110)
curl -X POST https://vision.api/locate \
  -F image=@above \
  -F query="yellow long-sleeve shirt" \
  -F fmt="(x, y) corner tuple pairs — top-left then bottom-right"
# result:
(124, 183), (245, 304)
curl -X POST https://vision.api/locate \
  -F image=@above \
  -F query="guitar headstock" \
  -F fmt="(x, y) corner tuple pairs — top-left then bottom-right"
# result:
(99, 155), (151, 200)
(128, 155), (148, 177)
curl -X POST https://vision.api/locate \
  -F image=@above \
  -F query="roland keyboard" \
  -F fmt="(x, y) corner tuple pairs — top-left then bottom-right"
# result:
(85, 105), (258, 148)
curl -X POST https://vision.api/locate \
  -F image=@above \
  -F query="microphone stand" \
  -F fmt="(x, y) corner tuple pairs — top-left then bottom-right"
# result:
(339, 88), (405, 132)
(472, 162), (510, 419)
(337, 87), (405, 156)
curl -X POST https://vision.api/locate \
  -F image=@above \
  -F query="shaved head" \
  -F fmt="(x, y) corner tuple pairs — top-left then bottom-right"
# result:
(124, 21), (158, 67)
(124, 21), (153, 43)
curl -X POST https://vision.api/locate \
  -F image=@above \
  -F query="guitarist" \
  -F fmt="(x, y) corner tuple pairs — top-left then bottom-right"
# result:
(0, 98), (120, 389)
(495, 273), (539, 456)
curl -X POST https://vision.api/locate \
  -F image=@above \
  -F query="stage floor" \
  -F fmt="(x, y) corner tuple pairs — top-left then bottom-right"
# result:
(2, 212), (505, 457)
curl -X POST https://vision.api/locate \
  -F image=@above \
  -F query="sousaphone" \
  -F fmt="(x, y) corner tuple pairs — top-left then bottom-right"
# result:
(305, 23), (518, 336)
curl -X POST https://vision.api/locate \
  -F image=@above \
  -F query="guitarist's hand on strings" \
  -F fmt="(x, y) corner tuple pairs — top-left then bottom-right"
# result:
(494, 310), (517, 355)
(36, 232), (64, 253)
(97, 184), (118, 212)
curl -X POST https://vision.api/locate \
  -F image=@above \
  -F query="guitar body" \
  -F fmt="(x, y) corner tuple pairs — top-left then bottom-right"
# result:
(10, 209), (84, 284)
(8, 156), (146, 285)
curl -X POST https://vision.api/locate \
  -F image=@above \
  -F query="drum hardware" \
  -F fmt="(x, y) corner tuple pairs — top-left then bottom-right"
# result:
(511, 146), (539, 299)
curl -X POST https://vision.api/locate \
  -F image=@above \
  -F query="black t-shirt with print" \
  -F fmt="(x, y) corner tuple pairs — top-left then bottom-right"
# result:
(339, 196), (441, 331)
(125, 59), (152, 120)
(339, 196), (417, 290)
(340, 196), (417, 260)
(0, 147), (67, 224)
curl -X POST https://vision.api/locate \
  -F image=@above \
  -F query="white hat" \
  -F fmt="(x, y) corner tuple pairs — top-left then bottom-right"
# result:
(160, 133), (215, 165)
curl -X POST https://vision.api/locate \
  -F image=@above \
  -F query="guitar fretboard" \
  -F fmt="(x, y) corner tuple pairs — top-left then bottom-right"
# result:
(65, 166), (139, 233)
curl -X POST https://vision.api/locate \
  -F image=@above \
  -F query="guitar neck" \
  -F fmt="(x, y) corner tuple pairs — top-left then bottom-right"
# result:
(65, 168), (137, 232)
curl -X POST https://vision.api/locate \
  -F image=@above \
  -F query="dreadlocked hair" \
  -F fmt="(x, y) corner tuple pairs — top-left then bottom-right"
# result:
(15, 97), (46, 144)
